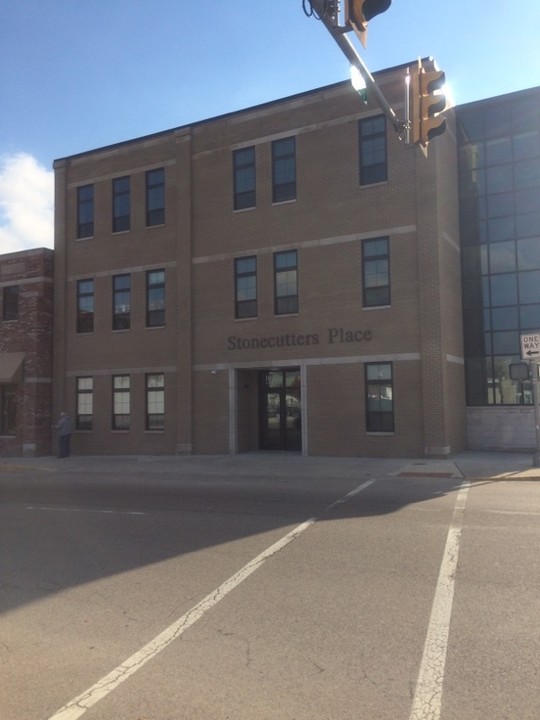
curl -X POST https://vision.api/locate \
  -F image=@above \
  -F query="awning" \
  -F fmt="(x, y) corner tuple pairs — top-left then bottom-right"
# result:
(0, 352), (25, 384)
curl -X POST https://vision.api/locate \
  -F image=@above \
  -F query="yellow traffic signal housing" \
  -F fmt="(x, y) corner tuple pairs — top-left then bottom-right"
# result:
(345, 0), (392, 47)
(410, 58), (447, 154)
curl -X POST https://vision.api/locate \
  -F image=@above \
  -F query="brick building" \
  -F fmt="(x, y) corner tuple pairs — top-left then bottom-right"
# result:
(52, 62), (466, 458)
(0, 248), (54, 456)
(1, 64), (533, 459)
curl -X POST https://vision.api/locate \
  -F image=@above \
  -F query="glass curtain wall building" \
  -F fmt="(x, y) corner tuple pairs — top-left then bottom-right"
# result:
(458, 89), (540, 407)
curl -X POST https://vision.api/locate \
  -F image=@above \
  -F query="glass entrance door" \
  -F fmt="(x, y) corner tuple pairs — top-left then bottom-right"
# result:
(259, 369), (301, 451)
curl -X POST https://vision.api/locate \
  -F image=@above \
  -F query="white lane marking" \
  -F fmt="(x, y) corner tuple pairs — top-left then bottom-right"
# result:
(486, 509), (540, 517)
(47, 479), (375, 720)
(26, 506), (145, 516)
(409, 480), (470, 720)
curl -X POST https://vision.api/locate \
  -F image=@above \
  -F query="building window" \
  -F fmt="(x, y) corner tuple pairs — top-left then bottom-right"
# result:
(233, 146), (256, 210)
(235, 256), (257, 318)
(76, 377), (93, 430)
(146, 269), (165, 327)
(112, 274), (131, 330)
(362, 237), (390, 307)
(77, 184), (94, 238)
(146, 168), (165, 226)
(365, 363), (394, 432)
(77, 279), (94, 333)
(274, 250), (298, 315)
(2, 285), (19, 321)
(0, 385), (17, 435)
(112, 375), (130, 430)
(146, 373), (164, 430)
(272, 137), (296, 203)
(112, 176), (130, 232)
(359, 115), (387, 185)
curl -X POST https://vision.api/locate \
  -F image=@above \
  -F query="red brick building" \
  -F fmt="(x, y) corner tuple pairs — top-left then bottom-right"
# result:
(0, 248), (54, 456)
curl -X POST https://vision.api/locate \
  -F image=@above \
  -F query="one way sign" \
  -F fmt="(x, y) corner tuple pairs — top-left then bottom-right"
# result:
(521, 333), (540, 360)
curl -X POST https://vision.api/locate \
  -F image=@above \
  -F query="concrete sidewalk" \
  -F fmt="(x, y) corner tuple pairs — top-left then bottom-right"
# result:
(1, 450), (539, 482)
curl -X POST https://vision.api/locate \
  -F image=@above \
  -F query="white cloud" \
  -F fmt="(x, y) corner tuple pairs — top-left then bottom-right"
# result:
(0, 153), (54, 254)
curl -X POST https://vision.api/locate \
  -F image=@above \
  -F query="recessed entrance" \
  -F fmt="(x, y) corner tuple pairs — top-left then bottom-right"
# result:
(259, 368), (301, 451)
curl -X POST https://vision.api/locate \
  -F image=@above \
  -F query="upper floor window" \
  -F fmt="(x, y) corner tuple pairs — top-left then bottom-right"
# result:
(2, 285), (19, 321)
(77, 184), (94, 238)
(359, 115), (387, 185)
(146, 269), (165, 327)
(233, 147), (256, 210)
(77, 279), (94, 333)
(76, 376), (93, 430)
(146, 168), (165, 226)
(365, 363), (394, 432)
(112, 176), (130, 232)
(112, 274), (131, 330)
(274, 250), (298, 315)
(362, 237), (390, 307)
(235, 256), (257, 319)
(272, 137), (296, 203)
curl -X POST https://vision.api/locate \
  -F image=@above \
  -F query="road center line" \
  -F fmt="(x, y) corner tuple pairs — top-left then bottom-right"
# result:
(26, 506), (145, 516)
(47, 478), (375, 720)
(409, 480), (470, 720)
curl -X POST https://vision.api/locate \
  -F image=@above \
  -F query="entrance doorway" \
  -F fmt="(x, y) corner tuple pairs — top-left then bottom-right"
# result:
(259, 369), (301, 451)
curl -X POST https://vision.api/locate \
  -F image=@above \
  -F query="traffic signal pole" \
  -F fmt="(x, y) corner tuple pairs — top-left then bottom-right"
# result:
(308, 0), (407, 140)
(531, 361), (540, 467)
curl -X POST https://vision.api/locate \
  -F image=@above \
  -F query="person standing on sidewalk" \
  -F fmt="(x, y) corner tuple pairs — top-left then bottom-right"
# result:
(55, 412), (73, 458)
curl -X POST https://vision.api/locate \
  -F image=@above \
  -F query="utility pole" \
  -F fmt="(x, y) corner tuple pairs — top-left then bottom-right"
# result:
(306, 0), (406, 138)
(530, 361), (540, 467)
(304, 1), (448, 154)
(518, 333), (540, 466)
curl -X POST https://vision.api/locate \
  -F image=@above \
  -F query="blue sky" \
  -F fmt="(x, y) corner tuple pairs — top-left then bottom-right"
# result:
(1, 0), (539, 253)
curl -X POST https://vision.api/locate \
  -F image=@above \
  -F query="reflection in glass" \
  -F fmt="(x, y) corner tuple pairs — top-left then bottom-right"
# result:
(517, 238), (540, 270)
(489, 241), (515, 273)
(520, 304), (540, 330)
(519, 270), (540, 304)
(492, 331), (519, 355)
(490, 273), (517, 306)
(491, 306), (518, 331)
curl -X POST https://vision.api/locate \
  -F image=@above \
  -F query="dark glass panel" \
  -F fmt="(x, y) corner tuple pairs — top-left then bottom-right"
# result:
(458, 111), (484, 143)
(465, 357), (491, 405)
(486, 192), (514, 218)
(519, 270), (540, 304)
(492, 331), (519, 355)
(513, 131), (540, 160)
(488, 216), (514, 243)
(489, 241), (515, 273)
(516, 212), (540, 238)
(486, 165), (513, 194)
(514, 158), (540, 190)
(491, 306), (518, 331)
(517, 238), (540, 270)
(486, 137), (512, 165)
(519, 304), (540, 330)
(512, 95), (540, 133)
(515, 188), (540, 215)
(490, 273), (517, 306)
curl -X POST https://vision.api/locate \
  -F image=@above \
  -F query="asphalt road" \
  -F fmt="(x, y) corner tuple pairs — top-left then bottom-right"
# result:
(1, 459), (539, 720)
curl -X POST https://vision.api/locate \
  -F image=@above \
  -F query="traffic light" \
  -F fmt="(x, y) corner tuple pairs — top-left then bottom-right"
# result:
(345, 0), (392, 47)
(410, 58), (447, 153)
